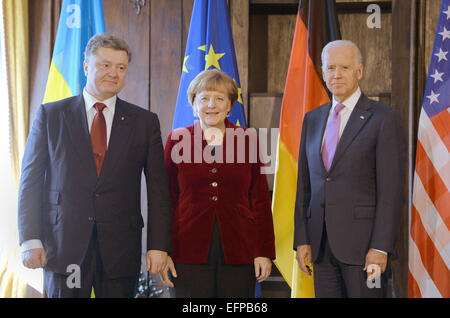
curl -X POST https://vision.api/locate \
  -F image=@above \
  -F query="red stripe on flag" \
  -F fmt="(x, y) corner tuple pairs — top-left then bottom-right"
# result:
(430, 110), (450, 152)
(408, 270), (422, 298)
(414, 141), (450, 229)
(410, 204), (450, 297)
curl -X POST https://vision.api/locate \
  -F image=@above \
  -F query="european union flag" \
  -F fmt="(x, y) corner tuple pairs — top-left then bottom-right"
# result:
(172, 0), (247, 129)
(43, 0), (105, 103)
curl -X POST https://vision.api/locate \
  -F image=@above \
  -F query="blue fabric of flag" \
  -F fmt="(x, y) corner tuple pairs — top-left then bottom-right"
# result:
(52, 0), (105, 96)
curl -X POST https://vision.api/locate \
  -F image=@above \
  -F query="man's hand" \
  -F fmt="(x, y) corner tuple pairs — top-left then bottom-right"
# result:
(364, 249), (387, 281)
(254, 257), (272, 283)
(146, 250), (168, 274)
(22, 248), (46, 269)
(296, 244), (312, 276)
(159, 256), (177, 288)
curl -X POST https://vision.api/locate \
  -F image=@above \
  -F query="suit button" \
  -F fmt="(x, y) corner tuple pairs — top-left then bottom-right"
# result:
(211, 168), (217, 174)
(211, 182), (218, 187)
(88, 216), (94, 221)
(212, 196), (218, 201)
(326, 177), (332, 182)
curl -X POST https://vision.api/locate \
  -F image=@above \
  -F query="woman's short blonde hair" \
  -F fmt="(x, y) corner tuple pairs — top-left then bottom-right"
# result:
(187, 69), (238, 106)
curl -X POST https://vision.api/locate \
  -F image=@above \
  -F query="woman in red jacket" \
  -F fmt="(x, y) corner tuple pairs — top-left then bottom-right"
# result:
(161, 69), (275, 297)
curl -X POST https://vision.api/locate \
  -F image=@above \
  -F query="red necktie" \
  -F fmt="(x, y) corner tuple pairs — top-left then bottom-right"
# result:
(90, 102), (107, 177)
(322, 103), (345, 172)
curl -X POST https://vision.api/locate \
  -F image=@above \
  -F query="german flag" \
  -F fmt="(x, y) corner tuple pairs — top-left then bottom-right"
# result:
(272, 0), (340, 298)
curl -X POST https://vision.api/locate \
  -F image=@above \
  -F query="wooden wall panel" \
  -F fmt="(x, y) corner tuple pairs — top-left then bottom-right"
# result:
(249, 94), (282, 190)
(267, 14), (296, 94)
(230, 0), (250, 119)
(249, 14), (268, 93)
(391, 0), (414, 298)
(150, 0), (182, 144)
(338, 12), (392, 97)
(182, 0), (194, 56)
(103, 0), (150, 110)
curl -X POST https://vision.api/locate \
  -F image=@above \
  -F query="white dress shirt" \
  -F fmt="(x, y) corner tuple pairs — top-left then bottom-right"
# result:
(21, 90), (117, 252)
(321, 87), (361, 149)
(83, 89), (116, 146)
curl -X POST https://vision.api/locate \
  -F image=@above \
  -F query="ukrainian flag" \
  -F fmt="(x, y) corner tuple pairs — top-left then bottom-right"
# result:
(43, 0), (105, 103)
(172, 0), (246, 129)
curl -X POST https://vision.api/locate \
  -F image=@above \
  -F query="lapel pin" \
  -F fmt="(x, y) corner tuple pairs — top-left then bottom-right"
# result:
(121, 116), (125, 121)
(360, 116), (365, 120)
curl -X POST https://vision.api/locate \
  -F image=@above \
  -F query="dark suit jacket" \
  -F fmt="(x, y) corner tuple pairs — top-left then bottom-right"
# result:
(294, 93), (406, 266)
(164, 119), (275, 264)
(18, 95), (172, 278)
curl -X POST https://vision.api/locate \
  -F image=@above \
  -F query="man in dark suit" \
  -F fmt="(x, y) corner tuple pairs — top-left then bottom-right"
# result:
(18, 33), (172, 297)
(294, 40), (406, 297)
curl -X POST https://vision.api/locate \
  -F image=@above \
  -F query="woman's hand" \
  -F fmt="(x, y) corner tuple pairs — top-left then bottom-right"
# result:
(159, 256), (177, 288)
(254, 257), (272, 282)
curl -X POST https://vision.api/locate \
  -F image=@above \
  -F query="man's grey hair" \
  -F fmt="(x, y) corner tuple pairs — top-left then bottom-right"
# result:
(84, 33), (132, 62)
(321, 40), (362, 70)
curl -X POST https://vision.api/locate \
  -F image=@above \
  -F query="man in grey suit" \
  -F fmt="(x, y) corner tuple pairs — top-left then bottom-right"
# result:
(294, 40), (406, 297)
(18, 33), (172, 297)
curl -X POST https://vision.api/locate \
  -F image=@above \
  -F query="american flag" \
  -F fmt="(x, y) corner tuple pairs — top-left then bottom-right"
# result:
(408, 0), (450, 298)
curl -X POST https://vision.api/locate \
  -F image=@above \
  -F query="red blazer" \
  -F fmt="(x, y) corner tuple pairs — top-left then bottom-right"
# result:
(164, 119), (275, 264)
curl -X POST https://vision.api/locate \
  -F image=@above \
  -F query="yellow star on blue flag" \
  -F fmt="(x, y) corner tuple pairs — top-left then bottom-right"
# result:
(182, 56), (189, 73)
(204, 44), (225, 70)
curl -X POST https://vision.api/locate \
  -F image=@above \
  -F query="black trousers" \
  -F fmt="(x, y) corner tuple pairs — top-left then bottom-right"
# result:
(312, 226), (386, 298)
(173, 222), (255, 298)
(44, 224), (138, 298)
